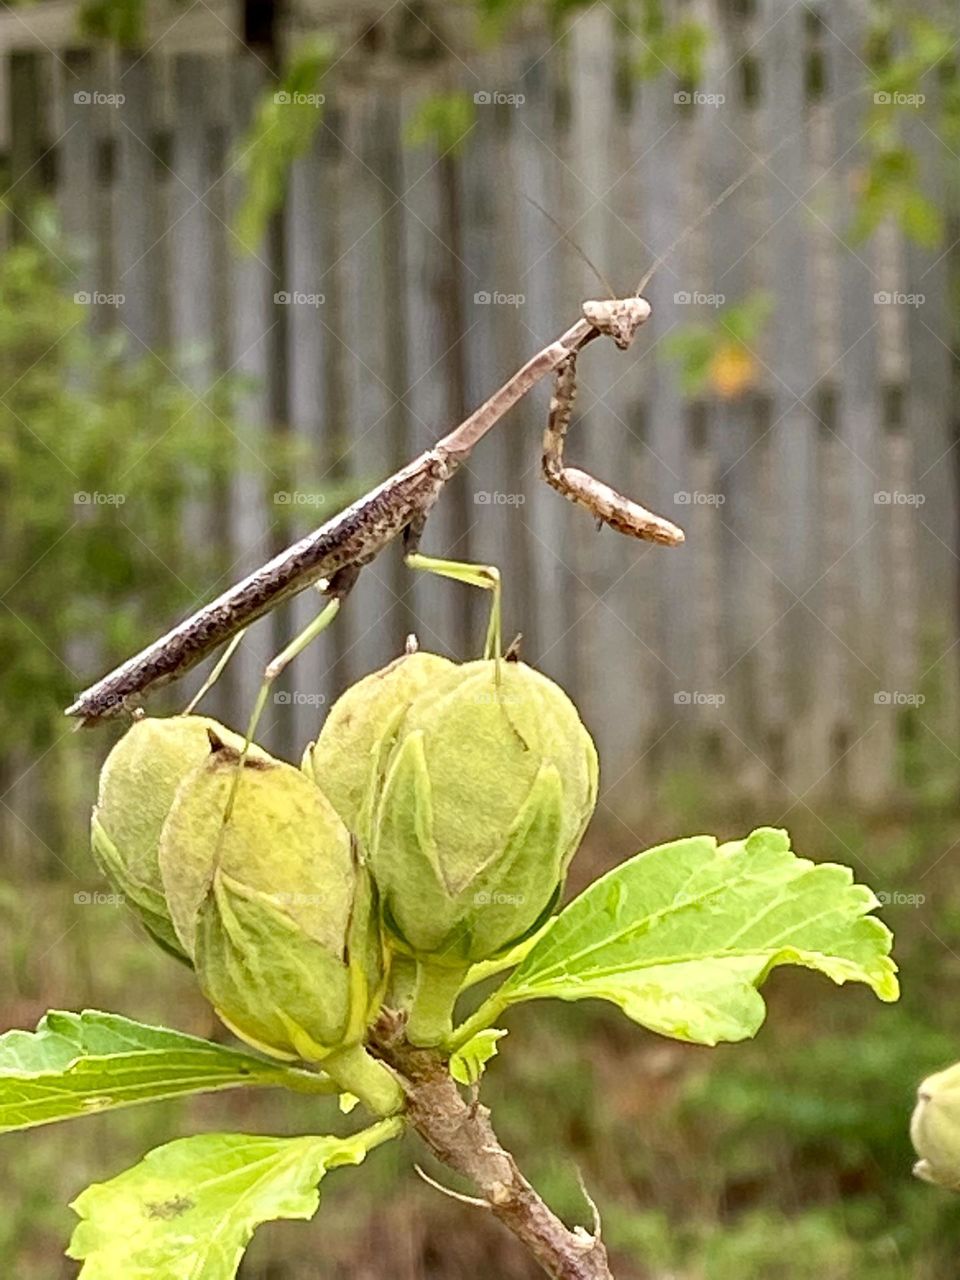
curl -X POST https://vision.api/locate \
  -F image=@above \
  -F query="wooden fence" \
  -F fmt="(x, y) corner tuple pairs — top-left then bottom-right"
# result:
(2, 0), (958, 825)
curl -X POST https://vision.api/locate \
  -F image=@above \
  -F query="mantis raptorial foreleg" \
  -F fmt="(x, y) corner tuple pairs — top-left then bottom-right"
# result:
(542, 352), (684, 546)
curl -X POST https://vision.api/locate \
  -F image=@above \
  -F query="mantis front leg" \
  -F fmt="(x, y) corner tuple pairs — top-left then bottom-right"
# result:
(541, 352), (685, 546)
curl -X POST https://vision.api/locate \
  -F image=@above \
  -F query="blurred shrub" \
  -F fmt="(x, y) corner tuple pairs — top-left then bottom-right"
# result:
(0, 207), (278, 755)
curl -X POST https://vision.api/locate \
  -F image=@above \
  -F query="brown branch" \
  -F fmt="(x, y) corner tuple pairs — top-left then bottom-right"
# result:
(371, 1011), (614, 1280)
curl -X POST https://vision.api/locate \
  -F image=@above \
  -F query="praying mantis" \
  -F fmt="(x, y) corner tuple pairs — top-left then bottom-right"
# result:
(65, 97), (822, 739)
(65, 291), (684, 742)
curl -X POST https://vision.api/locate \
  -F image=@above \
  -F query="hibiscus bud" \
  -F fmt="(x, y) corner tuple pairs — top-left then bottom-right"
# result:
(90, 716), (256, 961)
(371, 659), (598, 1043)
(912, 1062), (960, 1189)
(158, 738), (402, 1114)
(303, 651), (456, 840)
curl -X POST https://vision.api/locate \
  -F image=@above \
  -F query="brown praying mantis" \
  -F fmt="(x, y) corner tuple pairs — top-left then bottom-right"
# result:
(66, 94), (827, 734)
(65, 292), (684, 733)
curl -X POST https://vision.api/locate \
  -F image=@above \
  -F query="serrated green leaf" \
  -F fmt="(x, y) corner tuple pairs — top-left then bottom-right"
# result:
(68, 1118), (402, 1279)
(452, 828), (898, 1048)
(0, 1010), (335, 1133)
(449, 1029), (507, 1085)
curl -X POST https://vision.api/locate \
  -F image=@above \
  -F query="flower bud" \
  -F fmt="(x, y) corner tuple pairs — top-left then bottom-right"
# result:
(90, 716), (256, 961)
(303, 651), (456, 839)
(158, 738), (383, 1066)
(371, 659), (598, 968)
(912, 1062), (960, 1189)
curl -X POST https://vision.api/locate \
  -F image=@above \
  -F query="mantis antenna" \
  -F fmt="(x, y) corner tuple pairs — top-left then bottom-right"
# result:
(635, 82), (874, 294)
(521, 192), (617, 299)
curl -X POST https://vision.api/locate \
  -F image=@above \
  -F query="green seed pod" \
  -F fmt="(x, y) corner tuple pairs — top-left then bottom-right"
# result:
(912, 1062), (960, 1189)
(303, 651), (457, 840)
(371, 659), (598, 969)
(158, 739), (383, 1066)
(91, 716), (256, 961)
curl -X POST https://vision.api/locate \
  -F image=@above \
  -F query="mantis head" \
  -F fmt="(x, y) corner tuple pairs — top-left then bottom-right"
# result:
(581, 296), (652, 350)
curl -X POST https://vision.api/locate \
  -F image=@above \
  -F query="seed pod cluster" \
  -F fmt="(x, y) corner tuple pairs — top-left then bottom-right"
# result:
(90, 645), (597, 1071)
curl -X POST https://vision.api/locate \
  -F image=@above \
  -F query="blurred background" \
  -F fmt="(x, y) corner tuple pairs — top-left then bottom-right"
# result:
(1, 0), (959, 1275)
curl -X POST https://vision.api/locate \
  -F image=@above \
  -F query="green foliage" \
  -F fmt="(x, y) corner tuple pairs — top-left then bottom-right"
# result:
(231, 38), (333, 250)
(1, 800), (949, 1277)
(67, 1120), (401, 1278)
(848, 140), (943, 248)
(631, 1), (709, 84)
(76, 0), (147, 46)
(471, 0), (709, 83)
(403, 91), (476, 154)
(0, 788), (898, 1273)
(453, 827), (897, 1048)
(662, 291), (773, 398)
(0, 212), (272, 756)
(851, 9), (960, 247)
(0, 1010), (335, 1133)
(449, 1028), (507, 1084)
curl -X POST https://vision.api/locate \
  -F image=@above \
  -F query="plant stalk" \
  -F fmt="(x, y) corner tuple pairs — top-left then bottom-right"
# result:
(406, 961), (471, 1046)
(372, 1011), (613, 1280)
(320, 1042), (405, 1117)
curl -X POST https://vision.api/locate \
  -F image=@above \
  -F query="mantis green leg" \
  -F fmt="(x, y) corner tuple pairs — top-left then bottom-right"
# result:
(220, 560), (364, 823)
(404, 551), (502, 669)
(222, 594), (343, 823)
(181, 628), (249, 716)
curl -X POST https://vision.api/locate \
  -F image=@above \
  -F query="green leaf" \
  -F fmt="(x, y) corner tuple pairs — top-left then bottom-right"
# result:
(460, 919), (554, 991)
(232, 37), (333, 250)
(450, 1029), (507, 1085)
(68, 1118), (402, 1279)
(0, 1010), (335, 1133)
(452, 828), (898, 1048)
